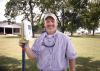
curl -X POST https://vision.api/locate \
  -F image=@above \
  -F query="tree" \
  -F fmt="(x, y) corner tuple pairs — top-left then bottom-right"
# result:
(6, 0), (100, 36)
(61, 0), (88, 36)
(5, 0), (39, 36)
(62, 10), (81, 36)
(88, 2), (100, 35)
(81, 1), (100, 35)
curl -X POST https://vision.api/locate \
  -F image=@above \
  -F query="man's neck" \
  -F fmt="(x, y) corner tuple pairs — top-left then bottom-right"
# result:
(47, 31), (56, 35)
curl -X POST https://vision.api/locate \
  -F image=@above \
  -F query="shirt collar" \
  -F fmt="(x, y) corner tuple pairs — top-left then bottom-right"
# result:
(45, 30), (58, 37)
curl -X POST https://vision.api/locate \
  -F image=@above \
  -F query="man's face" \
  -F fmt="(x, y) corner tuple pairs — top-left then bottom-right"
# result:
(44, 16), (57, 34)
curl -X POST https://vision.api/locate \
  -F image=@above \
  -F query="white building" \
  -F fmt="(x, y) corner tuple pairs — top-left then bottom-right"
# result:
(0, 21), (21, 35)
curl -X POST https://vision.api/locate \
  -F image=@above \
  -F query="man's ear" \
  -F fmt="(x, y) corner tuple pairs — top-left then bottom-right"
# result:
(56, 22), (58, 27)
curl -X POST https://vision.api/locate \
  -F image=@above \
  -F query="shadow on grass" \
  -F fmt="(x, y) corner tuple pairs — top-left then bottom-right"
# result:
(76, 57), (100, 71)
(0, 56), (100, 71)
(0, 56), (38, 71)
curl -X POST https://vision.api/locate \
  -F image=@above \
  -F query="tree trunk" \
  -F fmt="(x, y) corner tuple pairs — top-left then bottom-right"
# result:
(61, 27), (65, 33)
(92, 29), (95, 36)
(71, 31), (73, 36)
(29, 0), (34, 37)
(61, 8), (65, 33)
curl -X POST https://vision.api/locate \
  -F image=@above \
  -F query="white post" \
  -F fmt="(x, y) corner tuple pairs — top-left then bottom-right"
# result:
(4, 27), (5, 35)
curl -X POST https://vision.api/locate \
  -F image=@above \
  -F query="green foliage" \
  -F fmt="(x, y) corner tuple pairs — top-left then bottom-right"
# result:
(32, 19), (44, 33)
(80, 2), (100, 35)
(5, 0), (37, 23)
(61, 0), (88, 35)
(68, 0), (88, 10)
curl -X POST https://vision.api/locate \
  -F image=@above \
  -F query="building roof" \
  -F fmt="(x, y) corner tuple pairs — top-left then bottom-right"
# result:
(0, 21), (21, 28)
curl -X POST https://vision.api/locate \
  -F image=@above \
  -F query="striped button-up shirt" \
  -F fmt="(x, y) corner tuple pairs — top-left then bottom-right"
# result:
(31, 31), (77, 71)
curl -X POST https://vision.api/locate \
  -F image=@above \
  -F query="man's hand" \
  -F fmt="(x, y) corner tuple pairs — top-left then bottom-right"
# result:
(19, 40), (29, 48)
(19, 40), (36, 60)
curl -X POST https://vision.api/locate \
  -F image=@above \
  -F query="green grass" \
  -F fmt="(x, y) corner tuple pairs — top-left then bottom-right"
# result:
(0, 35), (100, 71)
(71, 36), (100, 71)
(71, 36), (100, 60)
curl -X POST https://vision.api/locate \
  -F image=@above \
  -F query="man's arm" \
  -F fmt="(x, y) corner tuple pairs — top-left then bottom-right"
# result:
(65, 36), (77, 71)
(25, 44), (36, 60)
(69, 59), (76, 71)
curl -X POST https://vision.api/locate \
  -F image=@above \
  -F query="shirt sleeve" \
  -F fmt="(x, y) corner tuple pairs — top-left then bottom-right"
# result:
(31, 38), (40, 58)
(65, 37), (77, 59)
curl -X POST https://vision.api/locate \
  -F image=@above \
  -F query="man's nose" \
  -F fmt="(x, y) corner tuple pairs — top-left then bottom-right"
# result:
(48, 21), (53, 25)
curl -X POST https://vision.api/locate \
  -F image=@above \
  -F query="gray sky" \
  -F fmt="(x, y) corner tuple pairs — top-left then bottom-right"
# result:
(0, 0), (9, 21)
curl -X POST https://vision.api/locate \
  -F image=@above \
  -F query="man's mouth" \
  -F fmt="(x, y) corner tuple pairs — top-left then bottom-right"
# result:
(47, 25), (55, 28)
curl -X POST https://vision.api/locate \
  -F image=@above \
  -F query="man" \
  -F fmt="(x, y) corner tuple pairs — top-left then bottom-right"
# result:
(20, 13), (77, 71)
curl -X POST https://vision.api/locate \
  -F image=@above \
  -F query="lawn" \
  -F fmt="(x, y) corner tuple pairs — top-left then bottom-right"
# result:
(0, 35), (100, 71)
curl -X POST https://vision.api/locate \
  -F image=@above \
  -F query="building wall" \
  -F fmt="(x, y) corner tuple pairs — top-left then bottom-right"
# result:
(0, 27), (21, 35)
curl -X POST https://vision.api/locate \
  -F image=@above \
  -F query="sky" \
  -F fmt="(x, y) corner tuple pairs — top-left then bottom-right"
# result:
(0, 0), (9, 21)
(0, 0), (41, 23)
